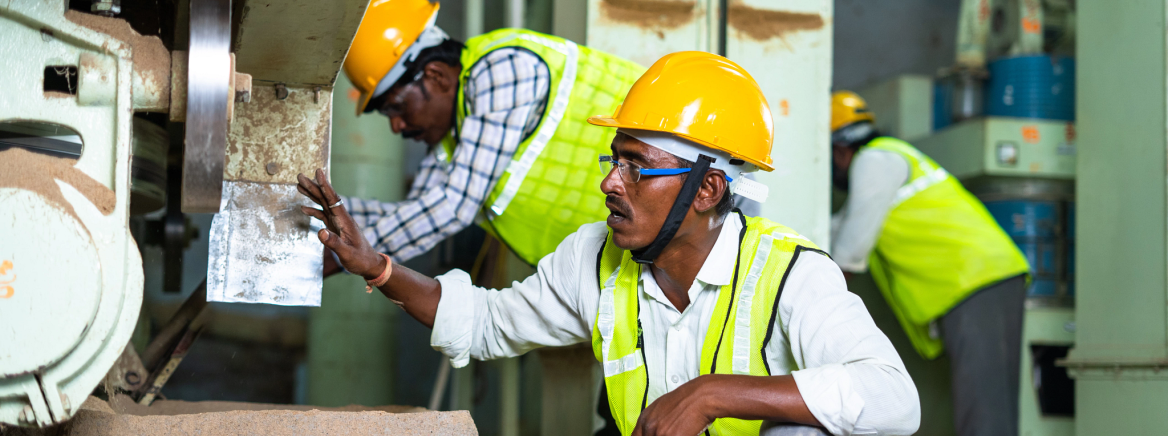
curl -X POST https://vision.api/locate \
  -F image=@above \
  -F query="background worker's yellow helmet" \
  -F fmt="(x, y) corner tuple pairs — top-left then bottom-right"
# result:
(344, 0), (444, 116)
(830, 90), (875, 131)
(588, 51), (775, 172)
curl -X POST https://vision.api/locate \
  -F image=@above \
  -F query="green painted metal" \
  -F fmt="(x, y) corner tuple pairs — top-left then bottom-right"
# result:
(915, 117), (1077, 180)
(304, 73), (406, 407)
(856, 75), (935, 141)
(1018, 307), (1074, 436)
(1062, 0), (1168, 433)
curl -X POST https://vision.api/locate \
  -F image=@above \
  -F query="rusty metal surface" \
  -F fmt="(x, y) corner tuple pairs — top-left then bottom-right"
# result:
(224, 85), (332, 184)
(206, 181), (323, 306)
(169, 50), (188, 121)
(138, 325), (203, 406)
(101, 343), (148, 396)
(232, 0), (370, 86)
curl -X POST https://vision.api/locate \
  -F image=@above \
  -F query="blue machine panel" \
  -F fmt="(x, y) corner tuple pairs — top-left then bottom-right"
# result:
(986, 55), (1076, 121)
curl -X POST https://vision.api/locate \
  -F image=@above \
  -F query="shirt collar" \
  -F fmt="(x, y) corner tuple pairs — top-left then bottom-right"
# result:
(696, 215), (742, 287)
(638, 215), (742, 288)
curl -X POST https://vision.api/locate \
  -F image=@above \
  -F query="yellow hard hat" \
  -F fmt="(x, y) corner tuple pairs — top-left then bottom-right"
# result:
(588, 51), (775, 172)
(830, 90), (875, 131)
(344, 0), (441, 116)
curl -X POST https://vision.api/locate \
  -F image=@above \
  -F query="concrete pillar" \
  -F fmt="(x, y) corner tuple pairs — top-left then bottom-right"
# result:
(1063, 0), (1168, 433)
(305, 74), (406, 407)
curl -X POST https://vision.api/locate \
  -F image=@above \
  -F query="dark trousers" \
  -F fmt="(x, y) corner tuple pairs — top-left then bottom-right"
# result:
(941, 275), (1027, 436)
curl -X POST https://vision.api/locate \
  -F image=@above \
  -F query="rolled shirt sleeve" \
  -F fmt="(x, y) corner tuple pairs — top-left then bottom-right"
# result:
(775, 252), (921, 435)
(430, 223), (608, 367)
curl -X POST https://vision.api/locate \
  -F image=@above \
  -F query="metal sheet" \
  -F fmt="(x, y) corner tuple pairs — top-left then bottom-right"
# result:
(207, 181), (323, 306)
(182, 0), (231, 213)
(232, 0), (370, 86)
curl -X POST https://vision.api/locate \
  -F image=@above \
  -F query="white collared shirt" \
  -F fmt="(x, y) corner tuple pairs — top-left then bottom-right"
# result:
(830, 149), (910, 272)
(431, 218), (920, 435)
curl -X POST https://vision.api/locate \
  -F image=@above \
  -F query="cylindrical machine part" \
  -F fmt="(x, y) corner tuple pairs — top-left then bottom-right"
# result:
(985, 55), (1076, 121)
(973, 178), (1074, 305)
(130, 118), (168, 215)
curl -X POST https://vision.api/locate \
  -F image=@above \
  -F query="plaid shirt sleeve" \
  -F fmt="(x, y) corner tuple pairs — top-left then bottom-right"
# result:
(343, 47), (552, 262)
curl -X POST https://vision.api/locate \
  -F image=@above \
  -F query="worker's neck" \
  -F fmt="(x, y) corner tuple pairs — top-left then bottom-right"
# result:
(648, 213), (725, 313)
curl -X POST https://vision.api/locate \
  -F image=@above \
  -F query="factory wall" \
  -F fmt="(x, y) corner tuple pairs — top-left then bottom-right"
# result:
(832, 0), (961, 90)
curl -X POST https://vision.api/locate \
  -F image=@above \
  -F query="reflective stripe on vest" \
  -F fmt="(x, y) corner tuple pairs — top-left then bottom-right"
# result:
(592, 213), (824, 436)
(861, 137), (1030, 359)
(485, 34), (580, 218)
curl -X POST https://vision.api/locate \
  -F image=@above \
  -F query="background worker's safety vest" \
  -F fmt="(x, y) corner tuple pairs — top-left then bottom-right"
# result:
(448, 29), (645, 265)
(591, 213), (825, 436)
(861, 137), (1030, 359)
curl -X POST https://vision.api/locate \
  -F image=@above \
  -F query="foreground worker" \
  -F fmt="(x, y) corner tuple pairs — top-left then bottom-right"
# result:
(301, 53), (920, 435)
(828, 91), (1029, 436)
(337, 0), (645, 265)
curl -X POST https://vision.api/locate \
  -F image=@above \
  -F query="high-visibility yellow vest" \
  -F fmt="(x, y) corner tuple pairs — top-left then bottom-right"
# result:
(862, 137), (1030, 359)
(450, 29), (645, 265)
(591, 213), (825, 435)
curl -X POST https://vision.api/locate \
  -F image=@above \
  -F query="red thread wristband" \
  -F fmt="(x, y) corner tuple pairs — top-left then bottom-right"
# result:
(365, 252), (393, 293)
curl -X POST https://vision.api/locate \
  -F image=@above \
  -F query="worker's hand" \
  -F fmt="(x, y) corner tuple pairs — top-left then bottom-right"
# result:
(323, 247), (343, 277)
(632, 376), (716, 436)
(297, 169), (386, 280)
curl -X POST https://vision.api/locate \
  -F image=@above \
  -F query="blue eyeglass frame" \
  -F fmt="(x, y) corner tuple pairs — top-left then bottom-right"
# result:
(598, 155), (732, 181)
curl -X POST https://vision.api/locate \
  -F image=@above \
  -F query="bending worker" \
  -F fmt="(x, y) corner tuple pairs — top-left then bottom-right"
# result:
(337, 0), (646, 265)
(300, 52), (920, 435)
(828, 91), (1030, 436)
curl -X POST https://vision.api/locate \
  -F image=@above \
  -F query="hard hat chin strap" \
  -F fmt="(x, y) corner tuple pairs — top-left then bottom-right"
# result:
(631, 154), (715, 264)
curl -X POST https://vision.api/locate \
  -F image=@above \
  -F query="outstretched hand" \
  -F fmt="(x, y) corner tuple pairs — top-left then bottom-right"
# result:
(297, 169), (386, 279)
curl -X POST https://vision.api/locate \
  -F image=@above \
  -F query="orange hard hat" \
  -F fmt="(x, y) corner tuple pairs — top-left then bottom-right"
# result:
(344, 0), (441, 116)
(588, 51), (775, 171)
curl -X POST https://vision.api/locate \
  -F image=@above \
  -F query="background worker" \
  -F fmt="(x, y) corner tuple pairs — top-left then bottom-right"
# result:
(335, 0), (645, 266)
(300, 53), (920, 436)
(828, 91), (1031, 436)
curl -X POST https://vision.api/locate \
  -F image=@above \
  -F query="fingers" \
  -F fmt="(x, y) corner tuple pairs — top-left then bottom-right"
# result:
(318, 228), (345, 253)
(316, 168), (343, 208)
(297, 172), (327, 205)
(301, 205), (327, 222)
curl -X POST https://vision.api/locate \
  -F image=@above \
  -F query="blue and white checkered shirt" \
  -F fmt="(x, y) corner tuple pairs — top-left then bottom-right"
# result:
(344, 47), (552, 262)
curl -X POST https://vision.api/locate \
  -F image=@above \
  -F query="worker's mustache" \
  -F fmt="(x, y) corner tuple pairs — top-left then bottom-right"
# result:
(402, 129), (424, 139)
(605, 195), (632, 217)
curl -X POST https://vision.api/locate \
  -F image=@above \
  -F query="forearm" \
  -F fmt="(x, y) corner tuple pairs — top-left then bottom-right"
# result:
(698, 374), (822, 427)
(375, 262), (443, 328)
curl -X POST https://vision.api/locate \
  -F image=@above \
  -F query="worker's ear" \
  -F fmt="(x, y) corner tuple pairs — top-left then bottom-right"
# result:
(692, 171), (727, 214)
(422, 61), (458, 95)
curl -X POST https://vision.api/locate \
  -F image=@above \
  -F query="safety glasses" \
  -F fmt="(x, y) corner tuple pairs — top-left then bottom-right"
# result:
(598, 155), (691, 183)
(376, 70), (426, 118)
